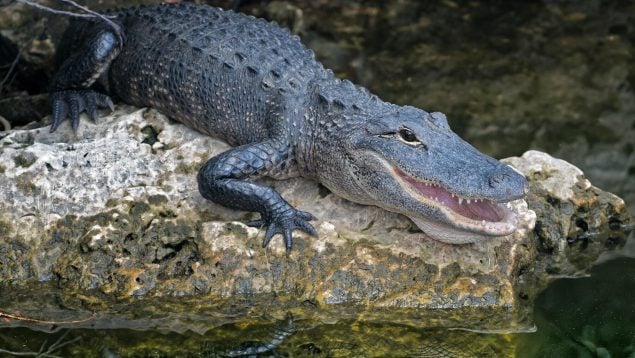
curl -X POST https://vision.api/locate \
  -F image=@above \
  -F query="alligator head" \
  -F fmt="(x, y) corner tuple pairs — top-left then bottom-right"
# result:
(314, 104), (528, 244)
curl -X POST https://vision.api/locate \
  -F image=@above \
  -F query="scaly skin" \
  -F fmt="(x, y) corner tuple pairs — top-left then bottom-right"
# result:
(49, 3), (528, 250)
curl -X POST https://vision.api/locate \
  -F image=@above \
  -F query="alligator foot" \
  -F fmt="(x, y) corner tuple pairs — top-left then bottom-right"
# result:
(248, 209), (317, 252)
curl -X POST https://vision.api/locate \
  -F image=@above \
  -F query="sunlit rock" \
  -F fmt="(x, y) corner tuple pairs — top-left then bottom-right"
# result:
(0, 107), (629, 332)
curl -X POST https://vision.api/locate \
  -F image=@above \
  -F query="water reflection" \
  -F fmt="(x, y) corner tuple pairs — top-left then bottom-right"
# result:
(516, 254), (635, 358)
(0, 250), (633, 357)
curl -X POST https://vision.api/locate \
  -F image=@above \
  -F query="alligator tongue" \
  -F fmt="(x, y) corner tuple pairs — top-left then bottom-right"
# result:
(455, 199), (501, 222)
(397, 169), (502, 222)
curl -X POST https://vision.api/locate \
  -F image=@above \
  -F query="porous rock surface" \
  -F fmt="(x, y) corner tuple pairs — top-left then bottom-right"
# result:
(0, 107), (630, 329)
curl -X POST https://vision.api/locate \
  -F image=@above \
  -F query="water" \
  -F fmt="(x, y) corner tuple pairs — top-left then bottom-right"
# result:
(517, 256), (635, 358)
(1, 245), (633, 357)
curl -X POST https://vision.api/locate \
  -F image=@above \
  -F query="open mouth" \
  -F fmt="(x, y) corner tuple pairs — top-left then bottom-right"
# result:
(393, 167), (517, 235)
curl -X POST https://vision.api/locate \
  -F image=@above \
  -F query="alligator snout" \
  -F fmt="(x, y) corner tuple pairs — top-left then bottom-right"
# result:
(487, 168), (528, 199)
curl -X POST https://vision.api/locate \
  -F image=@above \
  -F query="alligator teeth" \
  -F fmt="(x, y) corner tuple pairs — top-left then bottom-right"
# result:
(458, 198), (463, 205)
(467, 199), (471, 204)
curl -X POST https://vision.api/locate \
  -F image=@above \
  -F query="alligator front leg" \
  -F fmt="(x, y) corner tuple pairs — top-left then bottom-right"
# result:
(197, 140), (317, 252)
(49, 21), (124, 132)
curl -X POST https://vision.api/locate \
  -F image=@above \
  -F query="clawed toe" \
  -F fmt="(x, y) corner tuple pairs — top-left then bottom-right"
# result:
(50, 90), (114, 133)
(247, 219), (265, 228)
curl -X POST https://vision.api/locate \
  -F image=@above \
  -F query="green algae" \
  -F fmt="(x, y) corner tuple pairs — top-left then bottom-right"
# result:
(174, 161), (200, 174)
(0, 217), (13, 237)
(140, 125), (159, 146)
(15, 172), (39, 195)
(12, 151), (36, 168)
(147, 194), (168, 206)
(1, 258), (633, 357)
(0, 322), (516, 357)
(0, 281), (523, 356)
(128, 201), (150, 217)
(174, 157), (206, 175)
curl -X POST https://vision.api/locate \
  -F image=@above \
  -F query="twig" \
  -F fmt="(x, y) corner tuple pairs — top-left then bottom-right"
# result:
(42, 331), (82, 356)
(56, 0), (121, 32)
(0, 330), (81, 358)
(0, 309), (95, 324)
(0, 349), (59, 357)
(15, 0), (121, 34)
(0, 115), (10, 131)
(0, 51), (19, 91)
(15, 0), (97, 20)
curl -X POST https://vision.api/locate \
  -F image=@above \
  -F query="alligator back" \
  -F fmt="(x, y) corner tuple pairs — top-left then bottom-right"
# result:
(107, 3), (323, 145)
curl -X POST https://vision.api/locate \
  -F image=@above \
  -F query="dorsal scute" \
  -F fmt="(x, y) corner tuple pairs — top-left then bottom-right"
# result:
(315, 77), (386, 114)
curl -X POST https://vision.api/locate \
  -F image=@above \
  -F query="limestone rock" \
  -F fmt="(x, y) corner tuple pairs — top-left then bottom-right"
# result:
(504, 151), (631, 276)
(0, 107), (630, 331)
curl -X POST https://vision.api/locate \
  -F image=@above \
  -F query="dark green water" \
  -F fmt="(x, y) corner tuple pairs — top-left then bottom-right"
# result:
(1, 245), (633, 357)
(517, 255), (635, 358)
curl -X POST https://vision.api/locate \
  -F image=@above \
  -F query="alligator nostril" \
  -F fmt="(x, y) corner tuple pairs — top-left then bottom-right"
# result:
(488, 173), (511, 188)
(488, 170), (529, 198)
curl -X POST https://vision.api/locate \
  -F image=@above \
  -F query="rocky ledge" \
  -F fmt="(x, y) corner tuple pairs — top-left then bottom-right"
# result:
(0, 107), (631, 331)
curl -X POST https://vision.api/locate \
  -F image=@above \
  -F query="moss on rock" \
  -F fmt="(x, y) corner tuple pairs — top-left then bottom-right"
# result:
(15, 172), (39, 195)
(13, 151), (37, 167)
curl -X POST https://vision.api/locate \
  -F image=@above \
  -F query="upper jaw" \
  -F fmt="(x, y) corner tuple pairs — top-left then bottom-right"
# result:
(371, 155), (521, 239)
(392, 166), (519, 236)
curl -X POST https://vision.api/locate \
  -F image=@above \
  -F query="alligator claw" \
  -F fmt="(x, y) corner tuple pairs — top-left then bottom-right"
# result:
(297, 219), (318, 237)
(249, 208), (317, 253)
(247, 219), (265, 228)
(297, 210), (317, 221)
(50, 90), (114, 133)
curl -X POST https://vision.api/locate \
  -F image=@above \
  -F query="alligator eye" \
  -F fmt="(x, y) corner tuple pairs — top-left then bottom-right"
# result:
(398, 128), (418, 143)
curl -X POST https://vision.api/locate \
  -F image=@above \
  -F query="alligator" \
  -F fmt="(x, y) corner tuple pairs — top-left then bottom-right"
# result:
(48, 3), (528, 250)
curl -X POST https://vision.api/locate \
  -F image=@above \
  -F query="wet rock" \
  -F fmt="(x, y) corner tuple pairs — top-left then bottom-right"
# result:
(0, 107), (630, 331)
(504, 151), (632, 276)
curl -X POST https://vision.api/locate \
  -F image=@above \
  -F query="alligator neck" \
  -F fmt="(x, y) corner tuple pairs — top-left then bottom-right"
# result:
(295, 76), (395, 180)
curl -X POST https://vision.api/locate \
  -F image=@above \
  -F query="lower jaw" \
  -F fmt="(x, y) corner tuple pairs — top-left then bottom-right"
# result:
(399, 190), (519, 244)
(408, 216), (508, 244)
